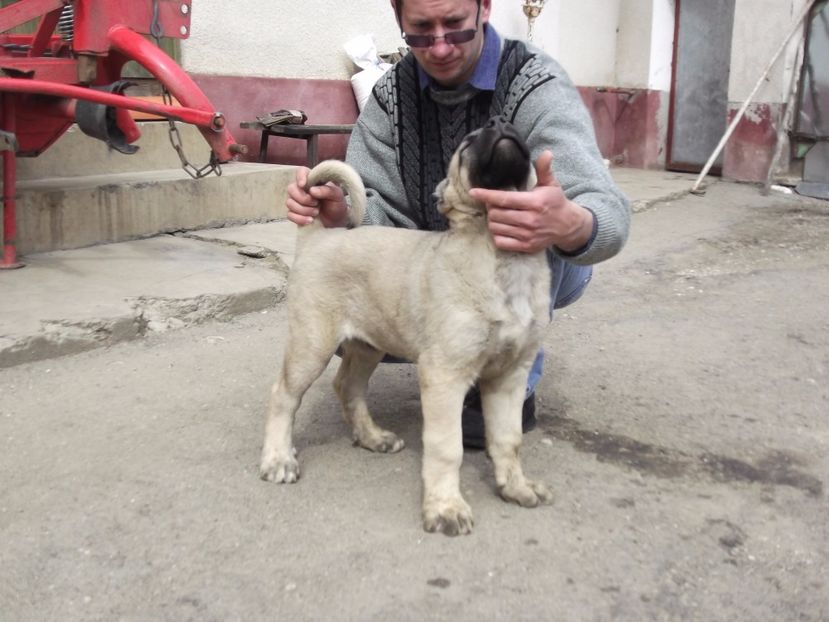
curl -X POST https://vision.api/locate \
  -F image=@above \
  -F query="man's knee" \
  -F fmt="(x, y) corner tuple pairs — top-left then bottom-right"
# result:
(552, 263), (593, 310)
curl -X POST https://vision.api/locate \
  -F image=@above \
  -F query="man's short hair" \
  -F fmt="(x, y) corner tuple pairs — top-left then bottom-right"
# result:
(394, 0), (482, 26)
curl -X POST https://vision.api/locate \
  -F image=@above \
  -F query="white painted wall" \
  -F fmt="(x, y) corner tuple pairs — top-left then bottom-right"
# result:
(558, 0), (621, 85)
(615, 0), (652, 89)
(181, 0), (803, 104)
(729, 0), (812, 104)
(648, 0), (675, 91)
(181, 0), (621, 85)
(183, 0), (401, 79)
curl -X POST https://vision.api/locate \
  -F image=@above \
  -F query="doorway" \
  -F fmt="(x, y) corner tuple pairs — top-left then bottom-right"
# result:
(667, 0), (737, 173)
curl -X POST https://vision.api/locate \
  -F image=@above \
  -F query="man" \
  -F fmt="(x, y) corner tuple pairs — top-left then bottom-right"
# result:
(285, 0), (630, 448)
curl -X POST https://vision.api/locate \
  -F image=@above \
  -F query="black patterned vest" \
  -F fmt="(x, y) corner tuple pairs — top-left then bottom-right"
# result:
(370, 39), (556, 231)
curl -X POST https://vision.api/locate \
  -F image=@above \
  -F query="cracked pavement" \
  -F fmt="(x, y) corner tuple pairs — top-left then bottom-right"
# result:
(1, 179), (827, 620)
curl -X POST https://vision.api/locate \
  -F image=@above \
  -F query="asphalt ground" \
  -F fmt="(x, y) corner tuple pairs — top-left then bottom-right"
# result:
(1, 174), (827, 620)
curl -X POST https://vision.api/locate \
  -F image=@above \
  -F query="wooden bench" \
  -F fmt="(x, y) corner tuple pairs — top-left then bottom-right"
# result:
(239, 121), (355, 166)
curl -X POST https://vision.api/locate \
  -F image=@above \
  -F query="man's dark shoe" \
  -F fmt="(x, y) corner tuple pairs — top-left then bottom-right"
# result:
(461, 390), (537, 450)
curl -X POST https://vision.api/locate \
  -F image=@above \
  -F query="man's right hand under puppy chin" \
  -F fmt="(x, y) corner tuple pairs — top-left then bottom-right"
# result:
(286, 166), (350, 228)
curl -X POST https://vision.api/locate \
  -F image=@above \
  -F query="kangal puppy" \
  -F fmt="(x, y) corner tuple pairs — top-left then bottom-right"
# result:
(260, 117), (553, 535)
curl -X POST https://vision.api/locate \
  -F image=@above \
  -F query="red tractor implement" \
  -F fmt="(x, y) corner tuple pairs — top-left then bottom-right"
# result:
(0, 0), (245, 268)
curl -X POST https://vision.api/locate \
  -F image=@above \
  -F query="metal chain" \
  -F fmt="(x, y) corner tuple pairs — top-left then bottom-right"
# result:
(151, 1), (222, 179)
(150, 0), (164, 41)
(162, 90), (222, 178)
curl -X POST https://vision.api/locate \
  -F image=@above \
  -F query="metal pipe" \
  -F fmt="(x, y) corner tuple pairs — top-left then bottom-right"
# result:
(107, 25), (240, 161)
(0, 77), (222, 129)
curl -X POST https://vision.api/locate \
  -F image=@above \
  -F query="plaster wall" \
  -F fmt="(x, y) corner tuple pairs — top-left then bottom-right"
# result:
(615, 0), (653, 88)
(182, 0), (401, 80)
(614, 0), (674, 90)
(489, 0), (560, 57)
(178, 0), (805, 179)
(729, 0), (811, 103)
(723, 0), (812, 181)
(181, 0), (620, 87)
(557, 0), (621, 86)
(181, 0), (634, 166)
(647, 0), (674, 92)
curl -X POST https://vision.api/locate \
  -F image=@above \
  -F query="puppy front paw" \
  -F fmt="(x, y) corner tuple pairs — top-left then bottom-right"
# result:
(499, 477), (553, 507)
(259, 448), (300, 483)
(422, 496), (474, 536)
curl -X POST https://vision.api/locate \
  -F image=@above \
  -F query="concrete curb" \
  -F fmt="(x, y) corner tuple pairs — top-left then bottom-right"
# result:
(0, 234), (288, 369)
(0, 287), (286, 369)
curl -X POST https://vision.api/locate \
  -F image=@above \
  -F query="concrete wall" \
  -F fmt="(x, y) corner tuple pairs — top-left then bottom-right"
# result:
(183, 0), (400, 80)
(182, 0), (621, 86)
(181, 0), (633, 166)
(179, 0), (812, 180)
(723, 0), (812, 181)
(647, 0), (675, 92)
(559, 0), (621, 86)
(729, 0), (810, 103)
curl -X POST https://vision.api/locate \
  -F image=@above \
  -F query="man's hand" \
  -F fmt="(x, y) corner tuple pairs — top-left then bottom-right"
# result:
(286, 166), (350, 228)
(469, 150), (595, 254)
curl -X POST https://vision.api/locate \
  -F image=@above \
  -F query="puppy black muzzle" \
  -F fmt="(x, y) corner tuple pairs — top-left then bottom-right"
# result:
(466, 117), (531, 190)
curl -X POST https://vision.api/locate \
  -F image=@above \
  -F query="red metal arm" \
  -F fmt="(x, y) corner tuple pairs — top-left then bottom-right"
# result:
(0, 0), (65, 33)
(28, 8), (63, 57)
(0, 77), (223, 129)
(107, 25), (239, 161)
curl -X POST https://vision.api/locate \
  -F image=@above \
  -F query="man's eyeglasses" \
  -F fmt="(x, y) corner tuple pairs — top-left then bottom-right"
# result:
(403, 28), (477, 48)
(401, 3), (481, 49)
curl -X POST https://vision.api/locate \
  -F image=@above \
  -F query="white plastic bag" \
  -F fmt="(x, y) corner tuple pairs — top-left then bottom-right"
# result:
(344, 35), (393, 111)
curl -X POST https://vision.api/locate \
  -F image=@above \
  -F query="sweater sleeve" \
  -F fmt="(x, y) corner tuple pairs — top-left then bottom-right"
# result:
(345, 93), (419, 229)
(514, 54), (631, 266)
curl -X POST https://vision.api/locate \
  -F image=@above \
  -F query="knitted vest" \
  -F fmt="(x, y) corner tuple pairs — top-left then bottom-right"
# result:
(371, 39), (556, 231)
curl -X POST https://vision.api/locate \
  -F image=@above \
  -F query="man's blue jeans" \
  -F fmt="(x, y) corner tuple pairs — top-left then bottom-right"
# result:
(525, 257), (593, 397)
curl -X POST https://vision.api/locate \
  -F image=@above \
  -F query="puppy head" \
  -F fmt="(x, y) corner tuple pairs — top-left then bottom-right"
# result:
(438, 117), (534, 220)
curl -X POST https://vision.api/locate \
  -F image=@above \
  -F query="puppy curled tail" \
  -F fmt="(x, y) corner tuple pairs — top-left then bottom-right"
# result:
(304, 160), (367, 229)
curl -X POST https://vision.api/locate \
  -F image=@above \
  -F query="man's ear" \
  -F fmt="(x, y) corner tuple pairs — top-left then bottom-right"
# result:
(480, 0), (492, 22)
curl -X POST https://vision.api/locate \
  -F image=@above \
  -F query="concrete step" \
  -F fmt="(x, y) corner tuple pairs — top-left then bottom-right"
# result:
(3, 121), (297, 254)
(11, 162), (295, 254)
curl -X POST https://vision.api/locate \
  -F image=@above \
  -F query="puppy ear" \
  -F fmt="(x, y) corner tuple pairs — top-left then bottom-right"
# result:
(434, 178), (449, 214)
(524, 165), (538, 191)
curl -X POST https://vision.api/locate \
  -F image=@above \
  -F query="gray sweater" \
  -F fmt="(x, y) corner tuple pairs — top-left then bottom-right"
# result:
(345, 33), (630, 266)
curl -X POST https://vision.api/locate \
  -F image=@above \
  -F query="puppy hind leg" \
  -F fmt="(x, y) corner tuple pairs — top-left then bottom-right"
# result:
(419, 366), (474, 536)
(334, 341), (404, 453)
(259, 337), (334, 483)
(480, 370), (553, 507)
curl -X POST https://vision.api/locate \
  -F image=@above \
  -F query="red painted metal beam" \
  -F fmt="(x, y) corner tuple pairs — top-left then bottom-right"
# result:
(107, 25), (241, 161)
(0, 0), (66, 34)
(0, 58), (79, 84)
(1, 93), (23, 269)
(73, 0), (191, 54)
(0, 77), (223, 129)
(28, 7), (63, 57)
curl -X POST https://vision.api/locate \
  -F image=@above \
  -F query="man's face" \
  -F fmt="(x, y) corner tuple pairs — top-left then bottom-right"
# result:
(395, 0), (490, 88)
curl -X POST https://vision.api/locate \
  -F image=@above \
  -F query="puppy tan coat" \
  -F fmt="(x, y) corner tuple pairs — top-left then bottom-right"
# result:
(260, 119), (553, 535)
